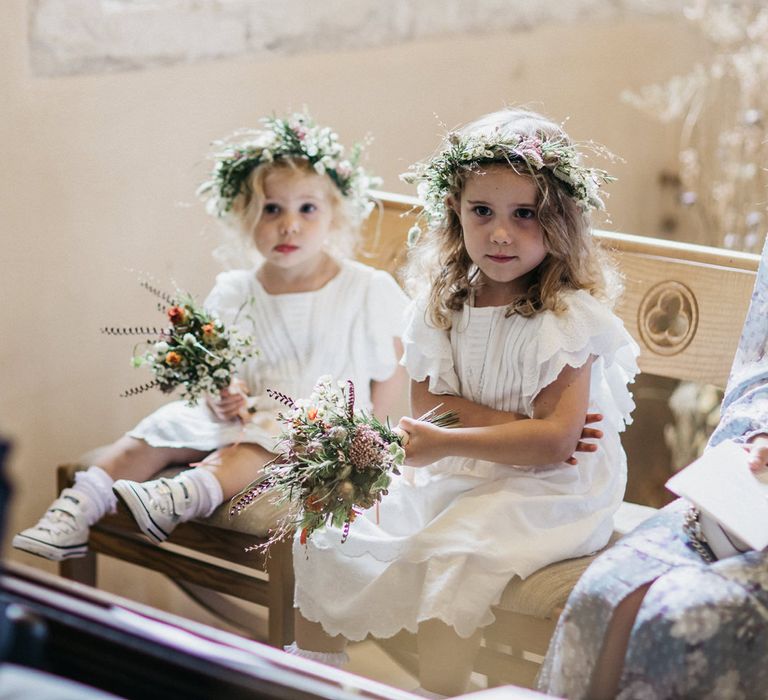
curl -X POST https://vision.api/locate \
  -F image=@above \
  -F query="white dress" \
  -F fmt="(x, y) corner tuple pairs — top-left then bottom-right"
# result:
(129, 259), (408, 451)
(293, 289), (640, 641)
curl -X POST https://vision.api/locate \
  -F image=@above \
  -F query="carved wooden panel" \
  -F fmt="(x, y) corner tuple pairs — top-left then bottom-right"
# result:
(614, 253), (756, 387)
(637, 280), (699, 356)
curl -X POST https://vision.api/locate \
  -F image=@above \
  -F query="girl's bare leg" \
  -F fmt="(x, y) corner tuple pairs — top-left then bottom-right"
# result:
(587, 582), (653, 700)
(196, 442), (275, 499)
(294, 610), (348, 653)
(417, 619), (482, 696)
(94, 435), (208, 481)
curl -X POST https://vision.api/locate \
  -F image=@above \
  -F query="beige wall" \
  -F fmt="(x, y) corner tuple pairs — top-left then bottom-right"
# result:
(1, 0), (703, 618)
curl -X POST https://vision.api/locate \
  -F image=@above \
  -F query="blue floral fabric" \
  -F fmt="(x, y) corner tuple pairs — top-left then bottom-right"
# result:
(538, 235), (768, 700)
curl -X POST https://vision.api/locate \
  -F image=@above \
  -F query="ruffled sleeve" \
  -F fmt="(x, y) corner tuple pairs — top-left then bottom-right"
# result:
(364, 269), (411, 381)
(521, 290), (640, 430)
(401, 296), (461, 395)
(203, 269), (255, 327)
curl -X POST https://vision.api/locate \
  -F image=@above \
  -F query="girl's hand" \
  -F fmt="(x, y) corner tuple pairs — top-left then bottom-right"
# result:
(206, 385), (247, 422)
(565, 413), (604, 465)
(397, 411), (605, 467)
(396, 416), (448, 468)
(745, 434), (768, 473)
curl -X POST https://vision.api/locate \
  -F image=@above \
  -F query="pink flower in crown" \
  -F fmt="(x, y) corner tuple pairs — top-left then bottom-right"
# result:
(514, 138), (545, 169)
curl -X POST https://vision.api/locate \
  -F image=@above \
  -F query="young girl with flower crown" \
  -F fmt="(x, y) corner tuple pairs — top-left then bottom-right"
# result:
(286, 108), (640, 698)
(13, 112), (411, 561)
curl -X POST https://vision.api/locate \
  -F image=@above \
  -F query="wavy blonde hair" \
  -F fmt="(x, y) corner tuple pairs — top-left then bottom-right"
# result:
(404, 108), (620, 329)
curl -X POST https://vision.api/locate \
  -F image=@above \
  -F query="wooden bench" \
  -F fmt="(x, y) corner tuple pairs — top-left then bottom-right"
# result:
(57, 191), (761, 689)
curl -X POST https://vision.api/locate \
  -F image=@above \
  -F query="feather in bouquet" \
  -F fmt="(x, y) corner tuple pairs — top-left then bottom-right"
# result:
(102, 280), (257, 407)
(230, 376), (458, 549)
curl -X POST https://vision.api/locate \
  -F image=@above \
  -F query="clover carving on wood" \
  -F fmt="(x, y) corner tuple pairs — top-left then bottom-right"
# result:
(638, 281), (698, 356)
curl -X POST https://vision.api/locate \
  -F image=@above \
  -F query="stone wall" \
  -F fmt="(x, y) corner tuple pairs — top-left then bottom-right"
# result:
(30, 0), (685, 76)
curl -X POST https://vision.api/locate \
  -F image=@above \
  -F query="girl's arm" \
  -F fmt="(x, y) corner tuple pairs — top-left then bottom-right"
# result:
(400, 359), (594, 467)
(410, 374), (602, 463)
(370, 339), (409, 421)
(410, 377), (529, 427)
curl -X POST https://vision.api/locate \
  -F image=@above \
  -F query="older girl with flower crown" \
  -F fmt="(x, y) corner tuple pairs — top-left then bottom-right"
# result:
(287, 108), (640, 698)
(14, 112), (410, 561)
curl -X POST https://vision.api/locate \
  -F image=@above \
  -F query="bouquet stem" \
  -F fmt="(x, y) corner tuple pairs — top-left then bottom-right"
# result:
(395, 403), (459, 446)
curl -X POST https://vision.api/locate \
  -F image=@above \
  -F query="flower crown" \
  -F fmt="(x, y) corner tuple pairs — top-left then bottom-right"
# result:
(401, 129), (616, 243)
(197, 111), (381, 222)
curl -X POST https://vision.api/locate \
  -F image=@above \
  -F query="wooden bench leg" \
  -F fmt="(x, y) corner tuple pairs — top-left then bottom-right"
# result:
(60, 551), (97, 586)
(267, 540), (295, 648)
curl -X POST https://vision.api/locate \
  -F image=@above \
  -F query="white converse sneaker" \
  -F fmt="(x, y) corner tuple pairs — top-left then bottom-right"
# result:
(113, 477), (193, 543)
(12, 489), (91, 561)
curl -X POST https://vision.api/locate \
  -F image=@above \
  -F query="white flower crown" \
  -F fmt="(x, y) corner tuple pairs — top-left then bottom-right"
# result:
(197, 111), (381, 223)
(401, 130), (616, 244)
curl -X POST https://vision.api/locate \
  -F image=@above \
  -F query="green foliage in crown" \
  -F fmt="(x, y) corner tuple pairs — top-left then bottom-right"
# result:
(401, 130), (616, 244)
(197, 111), (381, 222)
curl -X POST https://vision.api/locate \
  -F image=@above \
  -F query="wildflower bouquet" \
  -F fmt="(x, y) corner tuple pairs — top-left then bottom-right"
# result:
(102, 280), (257, 407)
(230, 376), (458, 547)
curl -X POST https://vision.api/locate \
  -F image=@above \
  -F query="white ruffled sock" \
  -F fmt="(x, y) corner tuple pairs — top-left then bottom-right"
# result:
(72, 466), (117, 523)
(174, 468), (224, 520)
(283, 642), (349, 668)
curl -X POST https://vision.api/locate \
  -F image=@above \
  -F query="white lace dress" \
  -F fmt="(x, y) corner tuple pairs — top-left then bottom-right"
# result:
(293, 289), (640, 641)
(129, 259), (408, 451)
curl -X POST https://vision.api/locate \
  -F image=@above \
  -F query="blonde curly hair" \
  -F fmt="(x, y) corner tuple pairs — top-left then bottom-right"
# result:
(403, 108), (621, 329)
